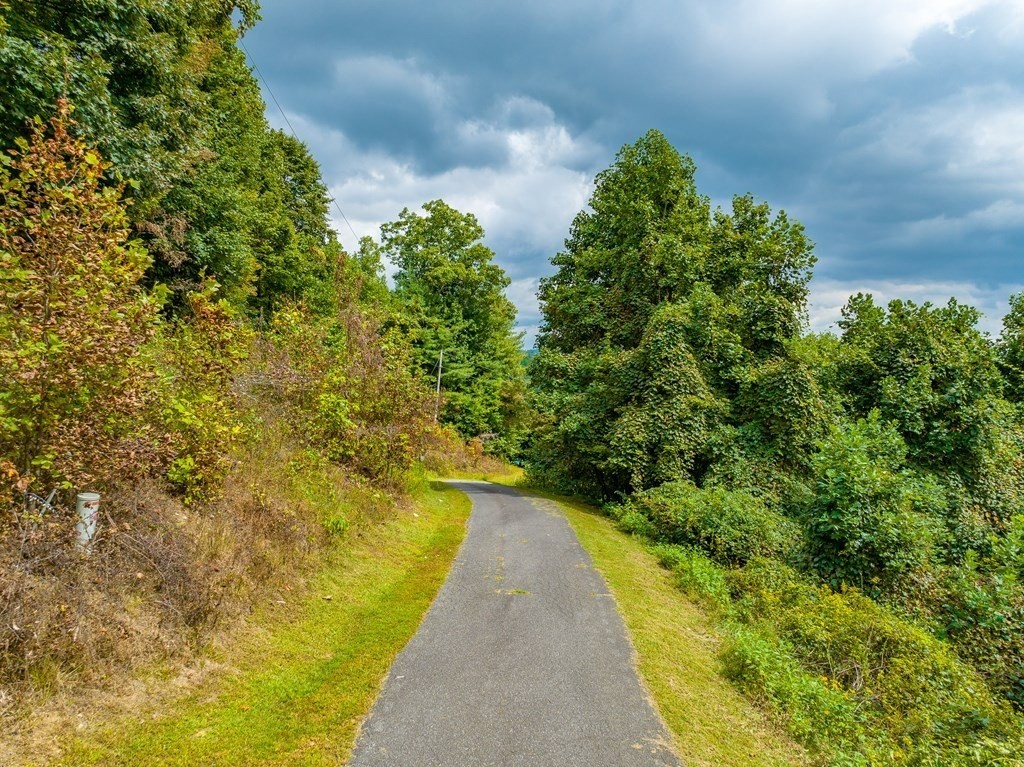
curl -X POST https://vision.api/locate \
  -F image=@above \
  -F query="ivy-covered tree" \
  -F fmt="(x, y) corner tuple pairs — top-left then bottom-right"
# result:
(0, 0), (259, 216)
(0, 1), (338, 316)
(998, 293), (1024, 402)
(835, 294), (1002, 482)
(530, 130), (817, 499)
(538, 129), (711, 352)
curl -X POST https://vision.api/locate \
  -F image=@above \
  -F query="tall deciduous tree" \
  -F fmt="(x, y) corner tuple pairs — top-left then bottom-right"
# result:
(836, 294), (1002, 481)
(998, 293), (1024, 402)
(0, 1), (340, 316)
(0, 0), (258, 217)
(380, 200), (526, 448)
(538, 129), (711, 352)
(530, 130), (817, 500)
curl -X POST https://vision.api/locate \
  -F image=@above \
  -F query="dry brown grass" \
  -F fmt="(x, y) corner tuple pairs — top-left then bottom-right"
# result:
(421, 426), (517, 479)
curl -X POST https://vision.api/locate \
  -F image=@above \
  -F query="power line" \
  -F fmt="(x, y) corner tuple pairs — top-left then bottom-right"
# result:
(239, 40), (360, 247)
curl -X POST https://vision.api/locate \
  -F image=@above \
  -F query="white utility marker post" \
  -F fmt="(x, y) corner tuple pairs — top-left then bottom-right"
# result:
(75, 492), (100, 550)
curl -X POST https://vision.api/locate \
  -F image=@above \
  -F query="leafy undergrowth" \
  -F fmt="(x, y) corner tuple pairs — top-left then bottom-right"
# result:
(650, 545), (1024, 767)
(506, 482), (808, 767)
(14, 478), (469, 767)
(611, 484), (1024, 767)
(420, 427), (526, 483)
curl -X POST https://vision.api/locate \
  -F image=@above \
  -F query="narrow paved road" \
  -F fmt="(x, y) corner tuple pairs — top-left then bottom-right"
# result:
(348, 481), (680, 767)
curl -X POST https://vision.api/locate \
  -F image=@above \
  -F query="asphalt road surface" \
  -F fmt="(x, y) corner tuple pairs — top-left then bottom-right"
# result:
(348, 481), (681, 767)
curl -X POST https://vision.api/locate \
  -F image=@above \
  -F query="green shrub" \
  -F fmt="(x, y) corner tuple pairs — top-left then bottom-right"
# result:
(322, 513), (349, 537)
(625, 480), (800, 565)
(154, 285), (252, 502)
(650, 543), (733, 612)
(803, 413), (945, 598)
(647, 541), (1024, 765)
(616, 506), (659, 538)
(269, 302), (433, 485)
(0, 105), (160, 492)
(939, 540), (1024, 710)
(730, 559), (1024, 765)
(722, 625), (869, 761)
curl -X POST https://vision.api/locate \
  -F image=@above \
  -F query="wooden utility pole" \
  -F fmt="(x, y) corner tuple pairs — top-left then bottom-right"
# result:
(434, 349), (444, 422)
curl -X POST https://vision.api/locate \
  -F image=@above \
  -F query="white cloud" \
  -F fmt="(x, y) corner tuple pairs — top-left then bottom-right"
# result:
(633, 0), (1005, 117)
(331, 55), (452, 111)
(701, 0), (991, 70)
(842, 84), (1024, 187)
(270, 103), (591, 339)
(247, 0), (1024, 350)
(808, 277), (1023, 336)
(326, 149), (591, 262)
(894, 199), (1024, 244)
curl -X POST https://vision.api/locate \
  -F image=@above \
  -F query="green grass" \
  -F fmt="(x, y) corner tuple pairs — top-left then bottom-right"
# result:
(507, 483), (808, 767)
(47, 479), (471, 767)
(437, 463), (525, 483)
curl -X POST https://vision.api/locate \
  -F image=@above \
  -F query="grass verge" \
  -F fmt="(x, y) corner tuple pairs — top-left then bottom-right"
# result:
(42, 478), (470, 767)
(506, 483), (808, 767)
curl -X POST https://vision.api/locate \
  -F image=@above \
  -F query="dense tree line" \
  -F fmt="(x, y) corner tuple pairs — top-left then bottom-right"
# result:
(529, 130), (1024, 765)
(1, 0), (340, 313)
(532, 130), (816, 498)
(0, 0), (525, 705)
(374, 200), (529, 456)
(0, 0), (526, 496)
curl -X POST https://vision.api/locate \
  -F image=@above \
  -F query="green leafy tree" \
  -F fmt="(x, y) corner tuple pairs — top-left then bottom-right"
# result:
(348, 236), (393, 311)
(836, 294), (1002, 481)
(539, 130), (711, 352)
(0, 0), (259, 217)
(253, 131), (342, 315)
(149, 36), (340, 312)
(709, 194), (815, 361)
(0, 1), (339, 315)
(380, 200), (526, 448)
(530, 130), (817, 499)
(998, 293), (1024, 402)
(802, 413), (945, 597)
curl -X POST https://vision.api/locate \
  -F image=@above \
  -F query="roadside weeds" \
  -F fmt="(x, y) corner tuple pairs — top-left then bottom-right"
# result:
(18, 479), (469, 767)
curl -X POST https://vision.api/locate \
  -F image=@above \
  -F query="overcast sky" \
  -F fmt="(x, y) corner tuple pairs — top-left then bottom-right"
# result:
(244, 0), (1024, 344)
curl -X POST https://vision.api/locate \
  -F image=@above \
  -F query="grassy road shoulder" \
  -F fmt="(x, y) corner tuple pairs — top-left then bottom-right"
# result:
(510, 484), (808, 767)
(46, 479), (470, 767)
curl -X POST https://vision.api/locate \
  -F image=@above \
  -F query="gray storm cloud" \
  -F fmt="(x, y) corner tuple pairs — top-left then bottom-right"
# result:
(245, 0), (1024, 344)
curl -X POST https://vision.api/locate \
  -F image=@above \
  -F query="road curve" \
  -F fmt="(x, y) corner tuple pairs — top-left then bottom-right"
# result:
(348, 481), (680, 767)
